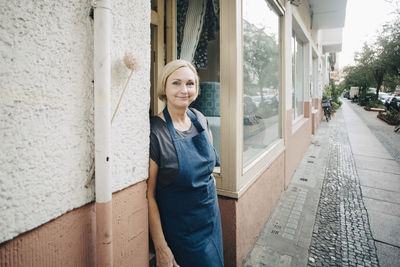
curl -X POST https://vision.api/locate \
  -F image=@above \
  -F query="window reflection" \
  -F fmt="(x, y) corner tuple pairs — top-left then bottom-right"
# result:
(292, 34), (304, 120)
(243, 0), (280, 167)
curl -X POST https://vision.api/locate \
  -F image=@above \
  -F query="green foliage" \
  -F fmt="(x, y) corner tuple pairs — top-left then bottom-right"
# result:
(366, 100), (385, 109)
(383, 74), (400, 93)
(323, 81), (342, 110)
(322, 85), (330, 100)
(366, 93), (377, 101)
(323, 80), (342, 104)
(342, 63), (373, 95)
(342, 8), (400, 95)
(332, 102), (340, 110)
(243, 20), (279, 95)
(379, 109), (400, 125)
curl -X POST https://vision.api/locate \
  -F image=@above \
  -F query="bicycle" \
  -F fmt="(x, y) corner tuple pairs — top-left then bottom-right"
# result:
(321, 99), (332, 122)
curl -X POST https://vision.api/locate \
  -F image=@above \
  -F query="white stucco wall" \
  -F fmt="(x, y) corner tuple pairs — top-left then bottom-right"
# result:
(0, 0), (150, 243)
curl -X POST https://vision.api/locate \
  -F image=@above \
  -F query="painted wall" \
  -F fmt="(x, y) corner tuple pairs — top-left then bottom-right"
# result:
(295, 1), (312, 32)
(0, 0), (150, 243)
(286, 2), (327, 113)
(219, 153), (285, 266)
(284, 109), (312, 187)
(0, 181), (148, 267)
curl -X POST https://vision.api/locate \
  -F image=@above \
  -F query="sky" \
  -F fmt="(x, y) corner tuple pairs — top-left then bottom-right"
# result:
(339, 0), (398, 69)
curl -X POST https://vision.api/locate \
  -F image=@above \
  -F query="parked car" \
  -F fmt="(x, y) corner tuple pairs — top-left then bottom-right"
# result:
(390, 97), (400, 111)
(385, 96), (400, 111)
(378, 93), (391, 104)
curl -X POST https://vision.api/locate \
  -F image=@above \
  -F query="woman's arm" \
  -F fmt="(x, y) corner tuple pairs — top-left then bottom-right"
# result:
(147, 159), (179, 267)
(208, 128), (214, 145)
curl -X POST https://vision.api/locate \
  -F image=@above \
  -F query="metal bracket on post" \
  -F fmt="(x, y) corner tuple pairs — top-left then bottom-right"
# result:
(92, 0), (112, 11)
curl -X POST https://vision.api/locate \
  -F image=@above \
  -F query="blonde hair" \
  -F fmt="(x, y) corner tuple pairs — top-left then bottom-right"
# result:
(157, 59), (199, 103)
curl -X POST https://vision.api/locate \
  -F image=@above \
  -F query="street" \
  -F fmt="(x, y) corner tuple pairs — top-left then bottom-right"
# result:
(243, 100), (400, 267)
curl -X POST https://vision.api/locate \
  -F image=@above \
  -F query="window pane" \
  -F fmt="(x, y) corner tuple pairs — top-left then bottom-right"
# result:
(292, 34), (304, 120)
(177, 0), (221, 157)
(295, 39), (304, 118)
(243, 0), (280, 167)
(312, 57), (318, 109)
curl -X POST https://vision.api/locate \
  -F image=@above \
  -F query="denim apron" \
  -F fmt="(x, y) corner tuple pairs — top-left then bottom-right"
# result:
(156, 107), (223, 267)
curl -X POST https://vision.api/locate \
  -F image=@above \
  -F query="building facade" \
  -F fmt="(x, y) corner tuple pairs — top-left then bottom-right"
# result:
(0, 0), (346, 266)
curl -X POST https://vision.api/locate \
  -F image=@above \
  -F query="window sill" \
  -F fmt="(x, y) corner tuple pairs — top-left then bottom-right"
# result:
(292, 114), (304, 125)
(239, 139), (285, 197)
(215, 139), (285, 199)
(292, 116), (307, 134)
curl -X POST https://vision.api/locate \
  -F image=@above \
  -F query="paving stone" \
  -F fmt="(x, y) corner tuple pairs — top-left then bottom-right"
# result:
(285, 221), (298, 228)
(307, 109), (379, 267)
(375, 241), (400, 267)
(242, 103), (397, 267)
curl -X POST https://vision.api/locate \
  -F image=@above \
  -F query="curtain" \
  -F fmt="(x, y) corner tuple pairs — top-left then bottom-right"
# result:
(177, 0), (219, 69)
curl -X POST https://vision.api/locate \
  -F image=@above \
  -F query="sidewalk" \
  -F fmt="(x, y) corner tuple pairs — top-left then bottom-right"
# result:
(242, 100), (400, 267)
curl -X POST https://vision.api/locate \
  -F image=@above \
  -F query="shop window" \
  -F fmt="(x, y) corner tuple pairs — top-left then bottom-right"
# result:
(156, 0), (284, 196)
(242, 0), (281, 167)
(312, 56), (318, 108)
(175, 0), (221, 157)
(292, 33), (304, 120)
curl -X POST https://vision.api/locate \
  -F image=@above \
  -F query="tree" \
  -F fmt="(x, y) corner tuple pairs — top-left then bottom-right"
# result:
(342, 44), (375, 96)
(378, 15), (400, 91)
(354, 44), (376, 96)
(243, 20), (279, 101)
(343, 7), (400, 96)
(372, 57), (386, 98)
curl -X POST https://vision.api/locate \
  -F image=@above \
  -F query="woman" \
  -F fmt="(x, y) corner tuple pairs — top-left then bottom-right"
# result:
(148, 59), (223, 267)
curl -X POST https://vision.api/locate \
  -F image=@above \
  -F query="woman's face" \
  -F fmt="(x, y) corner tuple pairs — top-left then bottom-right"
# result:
(165, 67), (196, 109)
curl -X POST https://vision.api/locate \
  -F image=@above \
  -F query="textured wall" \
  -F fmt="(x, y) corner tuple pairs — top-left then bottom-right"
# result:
(0, 181), (149, 267)
(0, 0), (150, 242)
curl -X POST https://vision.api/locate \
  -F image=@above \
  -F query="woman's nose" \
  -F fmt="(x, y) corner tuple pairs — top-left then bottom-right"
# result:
(181, 85), (188, 93)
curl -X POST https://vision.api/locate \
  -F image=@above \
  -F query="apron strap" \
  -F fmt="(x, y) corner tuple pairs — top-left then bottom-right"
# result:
(186, 108), (205, 133)
(163, 107), (205, 141)
(163, 106), (178, 140)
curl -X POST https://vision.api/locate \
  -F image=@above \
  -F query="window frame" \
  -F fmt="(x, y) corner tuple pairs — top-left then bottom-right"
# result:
(150, 0), (166, 116)
(216, 0), (285, 198)
(292, 32), (305, 122)
(312, 55), (318, 109)
(162, 0), (285, 198)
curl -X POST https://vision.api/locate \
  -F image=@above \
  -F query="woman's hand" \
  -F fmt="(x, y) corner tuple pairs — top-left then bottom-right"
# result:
(156, 245), (180, 267)
(148, 159), (180, 267)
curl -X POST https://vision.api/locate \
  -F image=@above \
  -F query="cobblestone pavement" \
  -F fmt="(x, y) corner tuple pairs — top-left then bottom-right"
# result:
(345, 100), (400, 165)
(308, 109), (379, 267)
(242, 121), (330, 267)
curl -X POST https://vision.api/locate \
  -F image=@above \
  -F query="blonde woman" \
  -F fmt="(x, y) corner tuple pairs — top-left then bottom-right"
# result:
(148, 59), (223, 267)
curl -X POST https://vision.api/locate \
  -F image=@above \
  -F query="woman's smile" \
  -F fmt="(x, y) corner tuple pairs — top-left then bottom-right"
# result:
(165, 67), (196, 108)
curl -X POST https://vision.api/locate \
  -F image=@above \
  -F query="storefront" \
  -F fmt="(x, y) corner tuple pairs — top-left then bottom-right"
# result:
(0, 0), (346, 266)
(150, 0), (345, 265)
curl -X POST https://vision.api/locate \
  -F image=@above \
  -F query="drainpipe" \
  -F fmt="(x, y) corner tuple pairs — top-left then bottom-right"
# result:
(93, 0), (113, 266)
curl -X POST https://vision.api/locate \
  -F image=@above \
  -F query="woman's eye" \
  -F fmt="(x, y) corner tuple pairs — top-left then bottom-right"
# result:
(187, 82), (194, 86)
(172, 81), (179, 85)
